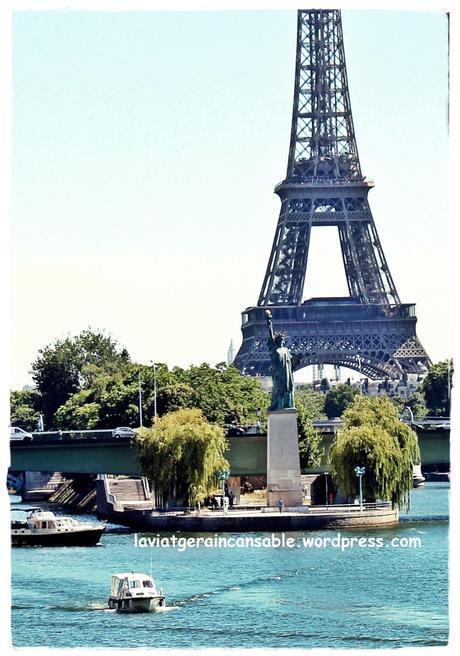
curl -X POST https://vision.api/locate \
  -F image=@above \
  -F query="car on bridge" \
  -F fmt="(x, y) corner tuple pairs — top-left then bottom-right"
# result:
(10, 427), (33, 441)
(112, 427), (137, 439)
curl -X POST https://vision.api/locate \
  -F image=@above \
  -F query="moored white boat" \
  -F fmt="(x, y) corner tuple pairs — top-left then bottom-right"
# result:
(108, 573), (165, 612)
(413, 463), (426, 488)
(11, 508), (106, 546)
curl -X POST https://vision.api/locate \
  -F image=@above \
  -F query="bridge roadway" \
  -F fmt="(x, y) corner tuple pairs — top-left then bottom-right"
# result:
(9, 422), (450, 476)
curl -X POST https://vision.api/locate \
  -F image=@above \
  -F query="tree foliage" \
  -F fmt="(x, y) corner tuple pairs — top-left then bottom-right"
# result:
(52, 366), (144, 429)
(10, 389), (41, 431)
(324, 384), (359, 418)
(294, 385), (326, 419)
(422, 359), (453, 417)
(54, 390), (100, 430)
(31, 329), (130, 427)
(156, 383), (197, 416)
(329, 396), (420, 509)
(136, 408), (229, 507)
(405, 391), (428, 420)
(20, 339), (271, 432)
(173, 363), (269, 425)
(296, 403), (323, 470)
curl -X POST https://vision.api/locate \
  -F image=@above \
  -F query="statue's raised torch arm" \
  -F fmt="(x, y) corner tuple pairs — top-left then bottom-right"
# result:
(265, 309), (275, 343)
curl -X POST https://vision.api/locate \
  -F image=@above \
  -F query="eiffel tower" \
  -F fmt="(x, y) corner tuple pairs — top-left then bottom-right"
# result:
(235, 9), (431, 380)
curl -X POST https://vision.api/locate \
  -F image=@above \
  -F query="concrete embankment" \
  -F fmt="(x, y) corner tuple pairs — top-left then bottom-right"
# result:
(95, 476), (399, 531)
(424, 472), (450, 483)
(99, 506), (399, 532)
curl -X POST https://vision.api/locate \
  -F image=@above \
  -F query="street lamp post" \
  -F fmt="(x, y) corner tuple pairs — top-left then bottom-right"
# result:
(447, 359), (451, 415)
(217, 470), (230, 515)
(402, 406), (414, 424)
(256, 407), (262, 433)
(354, 466), (366, 511)
(357, 353), (362, 395)
(150, 361), (158, 424)
(138, 372), (143, 428)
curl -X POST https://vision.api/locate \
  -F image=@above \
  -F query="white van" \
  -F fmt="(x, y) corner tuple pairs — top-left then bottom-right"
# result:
(10, 427), (33, 441)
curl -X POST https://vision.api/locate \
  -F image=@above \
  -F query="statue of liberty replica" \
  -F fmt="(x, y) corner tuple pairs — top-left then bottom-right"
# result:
(265, 309), (295, 411)
(264, 309), (302, 508)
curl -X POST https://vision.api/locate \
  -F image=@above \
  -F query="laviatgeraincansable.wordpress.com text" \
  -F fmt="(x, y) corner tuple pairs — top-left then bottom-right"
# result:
(133, 532), (422, 552)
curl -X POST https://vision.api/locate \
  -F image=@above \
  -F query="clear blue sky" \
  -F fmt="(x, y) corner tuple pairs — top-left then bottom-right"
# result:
(10, 8), (449, 388)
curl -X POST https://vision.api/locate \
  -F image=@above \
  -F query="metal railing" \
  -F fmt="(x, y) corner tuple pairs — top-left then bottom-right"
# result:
(260, 502), (392, 514)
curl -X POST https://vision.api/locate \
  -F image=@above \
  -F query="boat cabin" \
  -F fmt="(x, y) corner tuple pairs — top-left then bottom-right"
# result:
(14, 509), (80, 532)
(111, 573), (158, 599)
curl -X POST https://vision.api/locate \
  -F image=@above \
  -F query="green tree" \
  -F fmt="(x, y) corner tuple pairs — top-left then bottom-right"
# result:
(136, 408), (229, 507)
(52, 365), (145, 429)
(31, 329), (130, 427)
(391, 391), (427, 421)
(324, 384), (359, 418)
(329, 396), (420, 509)
(156, 383), (197, 415)
(24, 344), (269, 432)
(54, 390), (100, 430)
(10, 389), (41, 431)
(98, 380), (140, 428)
(295, 385), (326, 419)
(296, 403), (323, 470)
(176, 363), (269, 425)
(422, 359), (453, 417)
(405, 391), (428, 420)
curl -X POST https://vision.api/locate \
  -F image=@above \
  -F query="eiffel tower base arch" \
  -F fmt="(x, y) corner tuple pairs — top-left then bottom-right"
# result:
(235, 303), (431, 380)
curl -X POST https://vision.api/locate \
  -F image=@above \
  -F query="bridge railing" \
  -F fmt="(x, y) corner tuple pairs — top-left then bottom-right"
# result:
(134, 501), (393, 516)
(29, 429), (119, 441)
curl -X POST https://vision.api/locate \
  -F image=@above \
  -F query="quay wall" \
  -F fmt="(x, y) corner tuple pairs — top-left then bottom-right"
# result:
(97, 507), (399, 532)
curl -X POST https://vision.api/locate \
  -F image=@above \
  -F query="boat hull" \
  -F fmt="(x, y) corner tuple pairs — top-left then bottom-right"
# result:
(11, 527), (105, 547)
(108, 595), (166, 613)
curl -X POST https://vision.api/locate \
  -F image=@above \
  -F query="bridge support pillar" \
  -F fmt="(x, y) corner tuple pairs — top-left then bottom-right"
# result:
(22, 471), (61, 501)
(266, 409), (302, 507)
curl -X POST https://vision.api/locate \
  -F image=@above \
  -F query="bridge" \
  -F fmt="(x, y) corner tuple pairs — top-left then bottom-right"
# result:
(9, 422), (450, 477)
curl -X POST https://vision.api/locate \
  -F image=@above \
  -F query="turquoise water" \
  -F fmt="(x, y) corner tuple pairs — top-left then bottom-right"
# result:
(11, 483), (449, 649)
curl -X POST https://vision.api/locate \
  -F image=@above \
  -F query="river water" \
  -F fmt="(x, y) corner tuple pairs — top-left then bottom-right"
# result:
(11, 482), (449, 649)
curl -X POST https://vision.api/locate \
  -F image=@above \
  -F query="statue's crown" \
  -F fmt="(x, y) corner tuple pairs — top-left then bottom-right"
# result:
(274, 332), (287, 344)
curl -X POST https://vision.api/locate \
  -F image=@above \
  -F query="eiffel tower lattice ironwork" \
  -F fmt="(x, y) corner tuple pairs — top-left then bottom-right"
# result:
(235, 9), (431, 380)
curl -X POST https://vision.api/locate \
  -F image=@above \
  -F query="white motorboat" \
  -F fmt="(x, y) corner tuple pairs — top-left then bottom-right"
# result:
(11, 508), (106, 546)
(413, 463), (426, 488)
(108, 573), (165, 612)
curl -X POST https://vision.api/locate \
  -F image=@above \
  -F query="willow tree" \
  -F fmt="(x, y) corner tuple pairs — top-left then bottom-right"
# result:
(329, 396), (420, 509)
(136, 408), (229, 507)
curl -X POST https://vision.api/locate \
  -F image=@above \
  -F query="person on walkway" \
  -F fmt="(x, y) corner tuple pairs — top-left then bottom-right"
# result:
(277, 498), (285, 513)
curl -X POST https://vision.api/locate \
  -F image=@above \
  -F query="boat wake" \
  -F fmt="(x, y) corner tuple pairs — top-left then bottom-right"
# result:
(12, 602), (106, 613)
(170, 568), (305, 608)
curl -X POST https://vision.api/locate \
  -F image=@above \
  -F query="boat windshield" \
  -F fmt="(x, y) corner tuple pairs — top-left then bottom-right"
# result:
(127, 578), (155, 589)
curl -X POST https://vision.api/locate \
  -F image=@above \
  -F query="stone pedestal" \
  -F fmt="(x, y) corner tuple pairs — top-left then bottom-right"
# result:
(266, 408), (302, 507)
